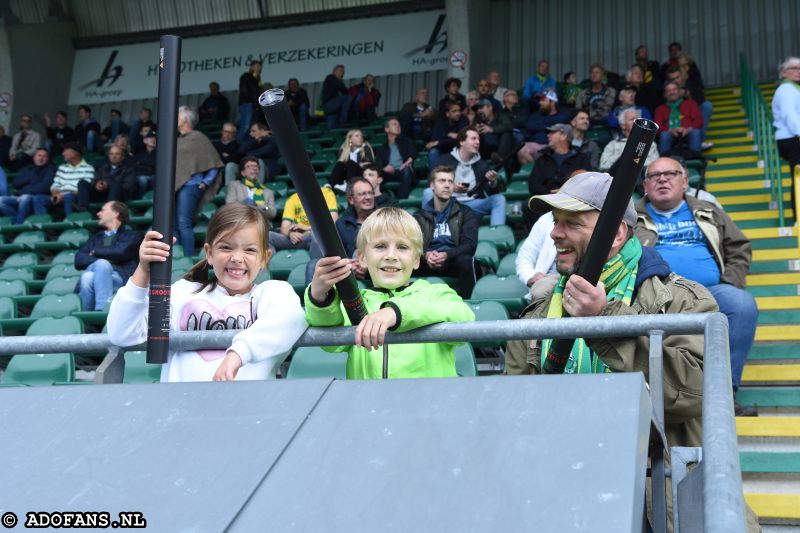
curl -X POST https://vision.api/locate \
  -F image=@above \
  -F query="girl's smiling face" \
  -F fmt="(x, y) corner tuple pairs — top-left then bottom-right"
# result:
(204, 224), (270, 295)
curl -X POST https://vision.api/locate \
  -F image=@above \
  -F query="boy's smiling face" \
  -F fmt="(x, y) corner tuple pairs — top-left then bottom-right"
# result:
(360, 231), (420, 290)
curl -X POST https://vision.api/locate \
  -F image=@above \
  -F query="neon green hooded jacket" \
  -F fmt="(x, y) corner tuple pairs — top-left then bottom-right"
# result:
(305, 279), (475, 379)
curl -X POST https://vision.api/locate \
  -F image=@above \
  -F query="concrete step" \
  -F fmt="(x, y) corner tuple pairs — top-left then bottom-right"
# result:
(749, 345), (800, 361)
(753, 249), (800, 262)
(737, 387), (800, 409)
(755, 296), (800, 310)
(706, 178), (790, 193)
(744, 493), (800, 525)
(741, 364), (800, 385)
(756, 325), (800, 342)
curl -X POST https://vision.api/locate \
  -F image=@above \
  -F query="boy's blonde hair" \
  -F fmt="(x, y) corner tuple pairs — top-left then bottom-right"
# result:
(356, 207), (423, 257)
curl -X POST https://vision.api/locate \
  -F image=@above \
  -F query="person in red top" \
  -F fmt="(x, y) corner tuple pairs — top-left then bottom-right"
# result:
(654, 80), (703, 156)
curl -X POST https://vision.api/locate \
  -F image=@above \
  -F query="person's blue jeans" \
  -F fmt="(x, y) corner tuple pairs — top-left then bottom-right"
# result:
(79, 259), (124, 311)
(45, 192), (77, 216)
(658, 130), (701, 156)
(237, 103), (254, 143)
(427, 147), (443, 169)
(0, 194), (50, 224)
(296, 102), (309, 131)
(699, 101), (713, 141)
(136, 174), (154, 195)
(323, 95), (352, 129)
(175, 183), (205, 257)
(389, 166), (416, 199)
(707, 283), (758, 391)
(0, 167), (8, 196)
(86, 130), (99, 153)
(421, 188), (507, 226)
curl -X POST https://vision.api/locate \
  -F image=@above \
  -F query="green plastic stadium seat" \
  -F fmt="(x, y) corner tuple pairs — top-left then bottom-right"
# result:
(58, 228), (91, 247)
(30, 294), (82, 318)
(255, 269), (272, 284)
(287, 263), (309, 296)
(171, 256), (196, 272)
(41, 276), (80, 296)
(505, 180), (530, 201)
(478, 225), (515, 253)
(12, 230), (46, 249)
(455, 343), (478, 377)
(0, 266), (35, 282)
(0, 296), (16, 319)
(123, 350), (162, 383)
(27, 316), (84, 336)
(0, 279), (26, 298)
(466, 300), (509, 348)
(496, 253), (517, 277)
(66, 211), (93, 224)
(4, 251), (38, 268)
(22, 213), (53, 226)
(398, 187), (426, 209)
(286, 346), (347, 379)
(474, 241), (499, 271)
(51, 249), (77, 265)
(0, 353), (75, 386)
(470, 275), (529, 314)
(45, 263), (81, 281)
(269, 249), (311, 280)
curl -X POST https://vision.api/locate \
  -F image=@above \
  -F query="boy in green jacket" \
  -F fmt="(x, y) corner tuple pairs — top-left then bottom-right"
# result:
(305, 207), (475, 379)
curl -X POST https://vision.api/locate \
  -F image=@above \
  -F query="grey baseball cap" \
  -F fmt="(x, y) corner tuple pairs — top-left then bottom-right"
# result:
(528, 171), (638, 227)
(546, 123), (573, 141)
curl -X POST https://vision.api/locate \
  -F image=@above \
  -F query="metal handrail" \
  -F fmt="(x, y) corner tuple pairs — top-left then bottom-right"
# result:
(740, 53), (785, 225)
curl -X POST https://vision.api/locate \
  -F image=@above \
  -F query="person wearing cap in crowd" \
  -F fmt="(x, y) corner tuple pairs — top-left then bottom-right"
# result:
(522, 59), (557, 101)
(519, 89), (571, 164)
(473, 97), (508, 159)
(47, 141), (95, 216)
(506, 171), (714, 449)
(607, 85), (653, 131)
(527, 124), (591, 198)
(438, 77), (467, 119)
(635, 156), (758, 416)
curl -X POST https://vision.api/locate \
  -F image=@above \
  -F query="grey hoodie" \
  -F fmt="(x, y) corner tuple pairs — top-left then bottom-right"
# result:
(447, 147), (481, 200)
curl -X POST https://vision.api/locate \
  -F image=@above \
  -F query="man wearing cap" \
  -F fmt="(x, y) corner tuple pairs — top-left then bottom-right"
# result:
(77, 144), (138, 209)
(473, 97), (508, 159)
(47, 141), (95, 216)
(519, 90), (570, 164)
(527, 124), (592, 197)
(506, 171), (715, 449)
(635, 156), (758, 416)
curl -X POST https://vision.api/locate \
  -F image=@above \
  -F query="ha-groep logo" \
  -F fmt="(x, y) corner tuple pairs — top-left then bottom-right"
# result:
(78, 50), (125, 99)
(404, 14), (448, 67)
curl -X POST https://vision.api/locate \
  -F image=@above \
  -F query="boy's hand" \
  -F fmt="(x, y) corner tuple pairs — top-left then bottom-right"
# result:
(310, 256), (352, 302)
(213, 350), (243, 381)
(354, 307), (397, 351)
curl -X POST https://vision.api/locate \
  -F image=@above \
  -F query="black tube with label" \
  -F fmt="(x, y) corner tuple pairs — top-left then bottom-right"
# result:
(147, 35), (181, 364)
(258, 89), (367, 325)
(542, 118), (659, 374)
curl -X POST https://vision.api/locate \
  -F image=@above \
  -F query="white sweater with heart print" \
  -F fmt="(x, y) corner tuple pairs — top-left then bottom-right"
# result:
(107, 278), (307, 382)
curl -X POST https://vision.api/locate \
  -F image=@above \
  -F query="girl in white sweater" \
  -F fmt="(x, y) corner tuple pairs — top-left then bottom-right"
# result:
(107, 203), (307, 382)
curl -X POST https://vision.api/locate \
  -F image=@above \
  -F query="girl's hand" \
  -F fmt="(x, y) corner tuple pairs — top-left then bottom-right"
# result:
(213, 350), (243, 381)
(309, 256), (352, 302)
(354, 307), (397, 351)
(138, 231), (172, 273)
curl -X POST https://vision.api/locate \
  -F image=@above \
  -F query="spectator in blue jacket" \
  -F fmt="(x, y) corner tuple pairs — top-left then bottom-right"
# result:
(522, 60), (557, 101)
(0, 148), (55, 223)
(75, 201), (143, 311)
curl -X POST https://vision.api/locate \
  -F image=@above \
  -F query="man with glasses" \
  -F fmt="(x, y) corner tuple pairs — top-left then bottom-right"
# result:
(635, 157), (758, 416)
(8, 114), (42, 170)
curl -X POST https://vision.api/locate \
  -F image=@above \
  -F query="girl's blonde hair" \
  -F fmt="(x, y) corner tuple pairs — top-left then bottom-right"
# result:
(184, 203), (269, 292)
(356, 207), (423, 258)
(337, 129), (374, 163)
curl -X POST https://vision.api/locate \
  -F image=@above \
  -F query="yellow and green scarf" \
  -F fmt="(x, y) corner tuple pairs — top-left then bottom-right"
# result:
(541, 238), (642, 374)
(244, 177), (265, 207)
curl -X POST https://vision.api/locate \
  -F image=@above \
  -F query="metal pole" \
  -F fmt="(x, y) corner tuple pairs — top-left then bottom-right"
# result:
(702, 313), (745, 533)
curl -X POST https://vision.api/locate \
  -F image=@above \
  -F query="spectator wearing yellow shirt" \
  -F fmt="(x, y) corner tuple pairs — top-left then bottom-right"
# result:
(272, 186), (338, 251)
